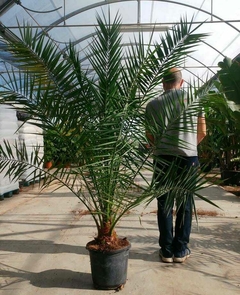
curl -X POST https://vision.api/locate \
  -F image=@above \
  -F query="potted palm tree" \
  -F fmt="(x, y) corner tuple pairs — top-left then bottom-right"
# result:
(0, 13), (214, 290)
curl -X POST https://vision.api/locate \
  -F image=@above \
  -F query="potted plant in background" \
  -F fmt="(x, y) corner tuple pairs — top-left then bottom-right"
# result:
(217, 57), (240, 184)
(0, 13), (214, 290)
(43, 127), (83, 168)
(43, 130), (55, 169)
(199, 56), (240, 185)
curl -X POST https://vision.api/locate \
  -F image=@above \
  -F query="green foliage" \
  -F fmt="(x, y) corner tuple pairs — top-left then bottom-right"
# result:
(0, 13), (214, 241)
(199, 57), (240, 171)
(43, 127), (84, 165)
(218, 57), (240, 109)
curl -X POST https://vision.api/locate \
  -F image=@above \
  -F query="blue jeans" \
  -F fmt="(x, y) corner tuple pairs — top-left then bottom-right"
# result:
(154, 155), (199, 257)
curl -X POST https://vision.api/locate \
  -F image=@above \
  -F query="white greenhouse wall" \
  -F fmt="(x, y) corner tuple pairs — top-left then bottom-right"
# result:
(0, 106), (45, 199)
(0, 104), (19, 199)
(17, 120), (44, 184)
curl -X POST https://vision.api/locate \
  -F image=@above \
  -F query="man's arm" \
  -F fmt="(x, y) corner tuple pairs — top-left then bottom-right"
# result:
(145, 131), (155, 147)
(197, 116), (207, 145)
(145, 103), (155, 147)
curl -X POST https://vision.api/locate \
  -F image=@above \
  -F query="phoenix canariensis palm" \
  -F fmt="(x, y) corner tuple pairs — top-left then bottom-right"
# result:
(0, 13), (216, 249)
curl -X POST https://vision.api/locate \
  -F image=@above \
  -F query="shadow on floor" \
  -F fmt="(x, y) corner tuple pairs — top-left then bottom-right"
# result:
(0, 267), (93, 290)
(0, 239), (88, 255)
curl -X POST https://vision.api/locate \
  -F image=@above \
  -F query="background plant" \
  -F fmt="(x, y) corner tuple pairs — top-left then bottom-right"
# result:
(199, 57), (240, 172)
(43, 127), (84, 166)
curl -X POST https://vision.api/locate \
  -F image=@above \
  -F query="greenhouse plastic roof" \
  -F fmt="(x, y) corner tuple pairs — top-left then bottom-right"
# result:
(0, 0), (239, 85)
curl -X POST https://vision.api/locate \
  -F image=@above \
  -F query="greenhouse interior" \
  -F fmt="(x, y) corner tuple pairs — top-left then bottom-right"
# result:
(0, 1), (239, 294)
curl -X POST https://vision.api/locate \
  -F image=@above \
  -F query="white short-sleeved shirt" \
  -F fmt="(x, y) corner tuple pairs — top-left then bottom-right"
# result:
(145, 89), (201, 157)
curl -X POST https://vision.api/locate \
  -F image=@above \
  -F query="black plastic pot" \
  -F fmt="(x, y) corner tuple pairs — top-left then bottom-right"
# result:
(221, 170), (240, 185)
(86, 241), (131, 290)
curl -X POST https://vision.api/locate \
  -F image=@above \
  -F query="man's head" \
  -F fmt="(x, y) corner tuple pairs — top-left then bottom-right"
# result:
(162, 67), (183, 91)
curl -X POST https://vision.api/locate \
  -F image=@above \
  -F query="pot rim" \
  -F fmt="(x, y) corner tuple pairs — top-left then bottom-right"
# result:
(86, 240), (131, 254)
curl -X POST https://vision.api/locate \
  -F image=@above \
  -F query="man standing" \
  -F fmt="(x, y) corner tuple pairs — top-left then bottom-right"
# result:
(145, 68), (206, 263)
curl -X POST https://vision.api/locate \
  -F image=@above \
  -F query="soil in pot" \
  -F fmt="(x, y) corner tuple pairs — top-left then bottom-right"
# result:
(86, 238), (131, 290)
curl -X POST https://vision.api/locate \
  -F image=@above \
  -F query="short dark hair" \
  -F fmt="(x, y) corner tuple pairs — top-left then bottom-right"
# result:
(163, 68), (182, 85)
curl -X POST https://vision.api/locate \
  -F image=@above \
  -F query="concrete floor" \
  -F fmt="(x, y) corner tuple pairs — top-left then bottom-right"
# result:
(0, 179), (239, 295)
